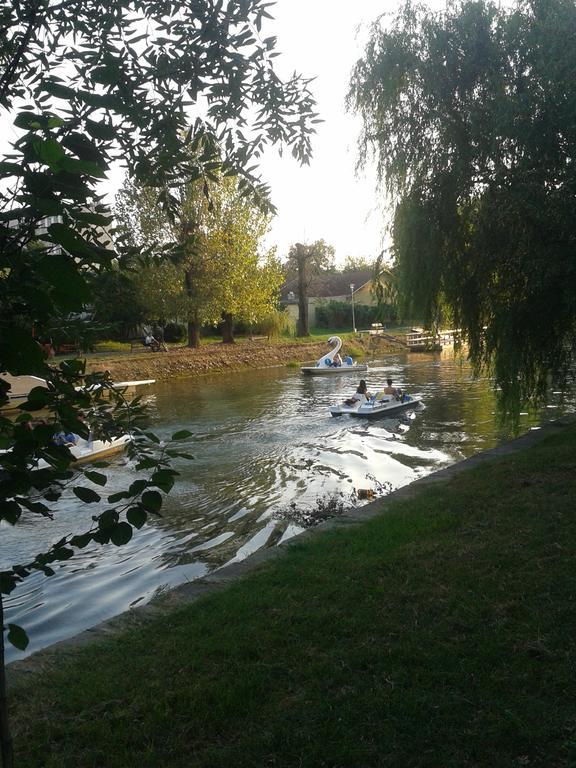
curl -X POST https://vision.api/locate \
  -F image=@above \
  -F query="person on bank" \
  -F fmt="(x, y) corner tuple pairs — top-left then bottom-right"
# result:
(344, 379), (369, 406)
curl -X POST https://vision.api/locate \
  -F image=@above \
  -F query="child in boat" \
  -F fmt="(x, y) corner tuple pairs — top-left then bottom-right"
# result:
(332, 353), (343, 367)
(344, 380), (369, 406)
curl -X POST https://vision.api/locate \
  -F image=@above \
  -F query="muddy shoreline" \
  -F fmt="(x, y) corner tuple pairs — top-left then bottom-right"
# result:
(86, 336), (403, 383)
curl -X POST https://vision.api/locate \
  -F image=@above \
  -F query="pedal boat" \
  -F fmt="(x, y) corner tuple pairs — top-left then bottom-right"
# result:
(301, 336), (368, 376)
(330, 394), (422, 418)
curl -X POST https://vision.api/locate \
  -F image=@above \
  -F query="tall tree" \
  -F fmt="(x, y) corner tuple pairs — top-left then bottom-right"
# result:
(349, 0), (576, 410)
(114, 175), (280, 346)
(287, 239), (335, 336)
(0, 3), (316, 764)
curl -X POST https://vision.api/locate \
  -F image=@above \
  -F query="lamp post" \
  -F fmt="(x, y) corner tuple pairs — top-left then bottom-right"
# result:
(350, 283), (356, 333)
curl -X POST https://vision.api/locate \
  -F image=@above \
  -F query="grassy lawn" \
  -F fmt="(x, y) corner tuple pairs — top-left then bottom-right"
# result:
(11, 424), (576, 767)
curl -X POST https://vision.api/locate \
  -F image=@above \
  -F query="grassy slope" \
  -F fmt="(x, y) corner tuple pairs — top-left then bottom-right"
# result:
(13, 425), (576, 767)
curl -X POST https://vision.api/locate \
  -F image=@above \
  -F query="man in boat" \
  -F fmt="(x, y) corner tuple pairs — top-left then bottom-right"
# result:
(383, 378), (401, 399)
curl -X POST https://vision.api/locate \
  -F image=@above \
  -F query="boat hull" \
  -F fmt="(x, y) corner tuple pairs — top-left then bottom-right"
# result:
(35, 435), (131, 468)
(301, 364), (368, 376)
(330, 397), (422, 418)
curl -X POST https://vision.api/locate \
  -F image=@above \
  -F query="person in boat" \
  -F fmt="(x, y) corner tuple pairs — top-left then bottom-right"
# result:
(53, 429), (78, 447)
(383, 378), (401, 399)
(332, 352), (343, 367)
(344, 379), (369, 406)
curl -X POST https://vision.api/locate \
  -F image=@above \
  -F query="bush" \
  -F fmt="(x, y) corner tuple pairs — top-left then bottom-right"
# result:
(254, 309), (295, 338)
(315, 301), (396, 329)
(163, 322), (186, 343)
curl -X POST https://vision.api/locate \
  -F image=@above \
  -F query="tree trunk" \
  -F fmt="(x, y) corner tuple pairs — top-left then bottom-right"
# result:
(221, 313), (235, 344)
(184, 269), (200, 349)
(295, 243), (310, 337)
(0, 593), (13, 768)
(187, 319), (200, 349)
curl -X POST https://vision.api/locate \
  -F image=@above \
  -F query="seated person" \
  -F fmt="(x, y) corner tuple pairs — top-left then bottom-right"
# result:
(144, 333), (160, 351)
(332, 353), (343, 367)
(383, 378), (401, 399)
(53, 430), (78, 446)
(344, 379), (369, 406)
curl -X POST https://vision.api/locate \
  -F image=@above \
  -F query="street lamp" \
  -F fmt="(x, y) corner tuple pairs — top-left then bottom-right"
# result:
(350, 283), (356, 333)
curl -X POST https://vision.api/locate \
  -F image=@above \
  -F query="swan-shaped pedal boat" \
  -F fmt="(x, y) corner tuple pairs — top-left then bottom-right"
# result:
(301, 336), (368, 376)
(330, 393), (423, 418)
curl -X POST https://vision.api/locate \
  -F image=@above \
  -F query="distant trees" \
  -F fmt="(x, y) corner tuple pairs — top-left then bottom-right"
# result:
(114, 176), (282, 346)
(341, 255), (374, 273)
(349, 0), (576, 409)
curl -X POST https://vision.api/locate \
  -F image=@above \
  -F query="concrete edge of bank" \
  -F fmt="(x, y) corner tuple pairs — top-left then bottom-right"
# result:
(7, 413), (575, 686)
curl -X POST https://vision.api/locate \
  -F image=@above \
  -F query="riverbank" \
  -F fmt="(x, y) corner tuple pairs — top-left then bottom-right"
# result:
(9, 420), (576, 767)
(85, 334), (402, 382)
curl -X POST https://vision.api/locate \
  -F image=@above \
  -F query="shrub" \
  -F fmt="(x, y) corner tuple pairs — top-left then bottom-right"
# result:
(253, 309), (295, 338)
(163, 322), (186, 343)
(315, 300), (396, 329)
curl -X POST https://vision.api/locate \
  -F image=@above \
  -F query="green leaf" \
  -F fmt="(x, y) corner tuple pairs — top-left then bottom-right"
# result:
(107, 490), (130, 503)
(126, 506), (147, 529)
(84, 471), (107, 487)
(7, 624), (29, 651)
(70, 533), (92, 548)
(110, 522), (133, 546)
(85, 119), (116, 140)
(32, 138), (65, 165)
(59, 156), (106, 178)
(151, 469), (176, 493)
(36, 251), (90, 302)
(129, 479), (149, 496)
(14, 112), (45, 130)
(47, 223), (101, 261)
(1, 501), (22, 525)
(171, 429), (192, 441)
(141, 490), (162, 513)
(47, 116), (66, 128)
(73, 486), (101, 503)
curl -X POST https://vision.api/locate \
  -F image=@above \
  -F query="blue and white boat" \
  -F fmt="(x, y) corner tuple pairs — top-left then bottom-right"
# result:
(301, 336), (368, 376)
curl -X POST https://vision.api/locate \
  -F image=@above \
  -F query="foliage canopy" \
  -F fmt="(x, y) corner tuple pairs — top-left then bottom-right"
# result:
(349, 0), (576, 408)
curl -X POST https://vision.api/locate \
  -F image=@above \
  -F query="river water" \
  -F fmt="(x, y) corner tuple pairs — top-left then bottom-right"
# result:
(2, 351), (572, 662)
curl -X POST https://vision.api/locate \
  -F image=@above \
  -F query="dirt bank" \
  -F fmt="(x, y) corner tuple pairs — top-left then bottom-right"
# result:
(87, 336), (403, 382)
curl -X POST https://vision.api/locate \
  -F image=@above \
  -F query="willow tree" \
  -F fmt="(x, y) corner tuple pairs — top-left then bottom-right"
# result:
(349, 0), (576, 410)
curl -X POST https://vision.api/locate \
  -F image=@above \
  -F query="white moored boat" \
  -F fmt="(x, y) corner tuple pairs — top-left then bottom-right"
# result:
(301, 336), (368, 376)
(55, 434), (131, 466)
(1, 374), (156, 410)
(330, 394), (423, 418)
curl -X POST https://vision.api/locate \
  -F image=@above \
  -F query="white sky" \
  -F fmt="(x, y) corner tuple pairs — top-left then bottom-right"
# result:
(256, 0), (389, 264)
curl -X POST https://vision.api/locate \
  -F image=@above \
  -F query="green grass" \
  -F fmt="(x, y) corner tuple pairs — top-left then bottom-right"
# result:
(11, 424), (576, 767)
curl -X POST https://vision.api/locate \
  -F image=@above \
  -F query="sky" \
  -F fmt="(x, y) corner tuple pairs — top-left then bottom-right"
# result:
(257, 0), (389, 263)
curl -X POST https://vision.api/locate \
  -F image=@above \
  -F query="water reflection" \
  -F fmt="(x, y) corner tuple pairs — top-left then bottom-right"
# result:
(2, 352), (573, 661)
